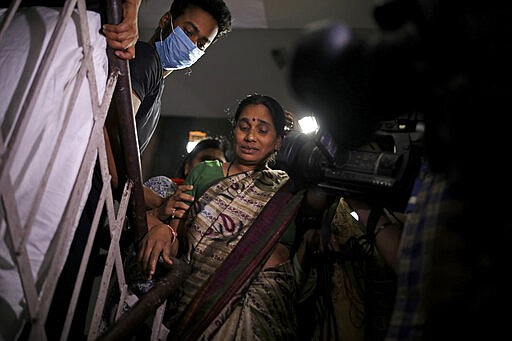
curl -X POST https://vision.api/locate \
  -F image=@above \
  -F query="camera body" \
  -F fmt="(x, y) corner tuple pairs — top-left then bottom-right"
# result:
(276, 117), (422, 212)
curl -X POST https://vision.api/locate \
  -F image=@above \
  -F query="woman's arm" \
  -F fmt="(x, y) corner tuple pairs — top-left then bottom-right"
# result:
(138, 184), (194, 279)
(138, 213), (179, 279)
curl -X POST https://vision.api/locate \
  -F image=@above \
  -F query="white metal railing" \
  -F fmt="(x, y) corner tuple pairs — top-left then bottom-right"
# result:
(0, 0), (183, 338)
(0, 1), (134, 340)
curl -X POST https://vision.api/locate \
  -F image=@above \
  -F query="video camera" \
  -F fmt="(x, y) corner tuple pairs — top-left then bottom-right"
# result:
(277, 0), (467, 210)
(285, 0), (510, 182)
(276, 116), (422, 213)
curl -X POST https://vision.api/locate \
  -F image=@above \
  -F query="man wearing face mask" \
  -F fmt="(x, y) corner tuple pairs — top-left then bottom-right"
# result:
(130, 0), (232, 154)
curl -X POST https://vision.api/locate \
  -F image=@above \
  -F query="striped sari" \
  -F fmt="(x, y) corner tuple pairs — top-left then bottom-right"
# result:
(166, 169), (299, 340)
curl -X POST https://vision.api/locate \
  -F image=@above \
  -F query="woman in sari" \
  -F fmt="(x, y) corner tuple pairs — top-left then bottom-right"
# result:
(138, 94), (303, 340)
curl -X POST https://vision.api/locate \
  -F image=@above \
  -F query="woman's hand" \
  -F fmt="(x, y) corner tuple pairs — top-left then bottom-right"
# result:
(151, 184), (194, 222)
(138, 184), (193, 279)
(138, 222), (178, 279)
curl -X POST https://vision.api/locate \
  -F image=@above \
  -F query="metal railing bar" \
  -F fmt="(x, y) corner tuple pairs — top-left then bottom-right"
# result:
(96, 259), (192, 341)
(0, 0), (21, 44)
(87, 180), (132, 340)
(60, 169), (111, 341)
(105, 0), (148, 244)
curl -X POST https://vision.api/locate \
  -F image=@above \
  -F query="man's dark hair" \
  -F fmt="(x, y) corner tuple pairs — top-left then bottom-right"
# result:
(170, 0), (232, 41)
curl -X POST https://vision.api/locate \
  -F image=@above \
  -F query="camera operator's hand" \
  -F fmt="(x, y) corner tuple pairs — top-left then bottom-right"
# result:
(346, 198), (403, 272)
(284, 110), (301, 133)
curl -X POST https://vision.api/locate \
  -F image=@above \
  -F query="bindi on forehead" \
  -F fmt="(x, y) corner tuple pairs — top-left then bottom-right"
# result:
(238, 112), (271, 126)
(245, 117), (270, 126)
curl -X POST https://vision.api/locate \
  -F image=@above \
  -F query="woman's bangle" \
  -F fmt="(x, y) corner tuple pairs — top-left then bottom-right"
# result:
(156, 223), (177, 242)
(374, 222), (394, 236)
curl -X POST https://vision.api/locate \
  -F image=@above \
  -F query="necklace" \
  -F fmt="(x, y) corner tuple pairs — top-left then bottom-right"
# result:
(226, 162), (257, 177)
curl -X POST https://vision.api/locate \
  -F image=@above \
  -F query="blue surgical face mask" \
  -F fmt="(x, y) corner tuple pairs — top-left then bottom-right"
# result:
(155, 17), (205, 70)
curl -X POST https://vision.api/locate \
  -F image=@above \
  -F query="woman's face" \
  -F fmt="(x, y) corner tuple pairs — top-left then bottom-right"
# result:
(233, 104), (282, 167)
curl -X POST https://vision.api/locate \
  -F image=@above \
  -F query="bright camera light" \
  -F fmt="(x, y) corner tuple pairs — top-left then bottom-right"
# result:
(298, 115), (319, 134)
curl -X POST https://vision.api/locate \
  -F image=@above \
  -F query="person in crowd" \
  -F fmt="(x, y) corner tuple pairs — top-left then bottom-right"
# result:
(290, 191), (401, 341)
(121, 136), (230, 317)
(106, 0), (232, 193)
(126, 0), (232, 154)
(137, 94), (307, 339)
(143, 136), (229, 209)
(345, 159), (452, 341)
(176, 136), (230, 182)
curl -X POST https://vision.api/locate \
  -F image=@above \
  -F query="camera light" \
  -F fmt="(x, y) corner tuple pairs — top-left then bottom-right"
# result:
(298, 115), (319, 134)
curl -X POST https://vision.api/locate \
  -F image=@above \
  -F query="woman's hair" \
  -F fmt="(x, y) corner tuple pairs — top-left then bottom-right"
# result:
(170, 0), (232, 41)
(233, 94), (286, 138)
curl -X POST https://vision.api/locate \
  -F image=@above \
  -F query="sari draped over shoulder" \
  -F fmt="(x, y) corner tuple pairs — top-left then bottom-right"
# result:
(167, 168), (300, 340)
